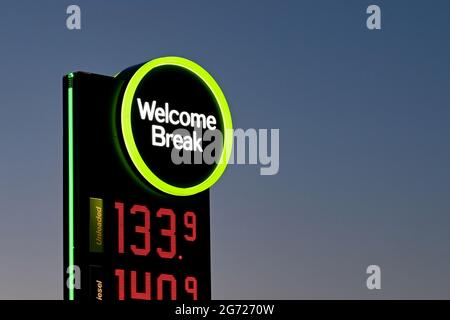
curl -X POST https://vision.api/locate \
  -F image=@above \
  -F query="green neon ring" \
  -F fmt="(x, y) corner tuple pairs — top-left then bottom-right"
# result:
(120, 56), (233, 196)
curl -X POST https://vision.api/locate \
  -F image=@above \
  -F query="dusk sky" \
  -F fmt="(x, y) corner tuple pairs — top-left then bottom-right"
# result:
(0, 0), (449, 299)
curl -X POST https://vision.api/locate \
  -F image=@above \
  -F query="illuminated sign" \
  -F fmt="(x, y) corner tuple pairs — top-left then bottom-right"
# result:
(63, 57), (232, 301)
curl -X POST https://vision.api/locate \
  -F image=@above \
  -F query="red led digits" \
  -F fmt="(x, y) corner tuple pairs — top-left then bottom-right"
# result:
(184, 211), (197, 241)
(115, 269), (125, 300)
(114, 269), (197, 301)
(157, 274), (177, 300)
(115, 202), (197, 257)
(115, 202), (125, 254)
(131, 271), (151, 300)
(113, 201), (200, 300)
(156, 208), (176, 259)
(185, 276), (198, 300)
(130, 205), (151, 256)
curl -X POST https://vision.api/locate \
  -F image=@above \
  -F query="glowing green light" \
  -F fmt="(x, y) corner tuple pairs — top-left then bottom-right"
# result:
(120, 56), (233, 196)
(67, 72), (75, 301)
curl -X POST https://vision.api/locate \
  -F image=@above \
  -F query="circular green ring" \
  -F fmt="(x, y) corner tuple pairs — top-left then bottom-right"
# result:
(121, 56), (233, 196)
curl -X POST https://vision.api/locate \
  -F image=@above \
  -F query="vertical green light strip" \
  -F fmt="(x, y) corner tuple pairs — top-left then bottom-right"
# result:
(67, 73), (75, 300)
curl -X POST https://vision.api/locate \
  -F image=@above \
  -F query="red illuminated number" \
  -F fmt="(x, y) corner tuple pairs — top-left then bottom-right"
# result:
(156, 208), (176, 259)
(115, 269), (125, 300)
(157, 274), (177, 300)
(131, 271), (151, 300)
(115, 270), (199, 301)
(130, 205), (150, 256)
(115, 202), (125, 254)
(185, 276), (198, 300)
(184, 211), (197, 241)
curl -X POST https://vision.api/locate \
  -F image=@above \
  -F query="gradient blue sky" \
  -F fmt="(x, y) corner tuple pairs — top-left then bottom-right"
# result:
(0, 0), (449, 299)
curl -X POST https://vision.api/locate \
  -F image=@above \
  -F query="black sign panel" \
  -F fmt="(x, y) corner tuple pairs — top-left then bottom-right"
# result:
(63, 57), (232, 301)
